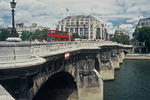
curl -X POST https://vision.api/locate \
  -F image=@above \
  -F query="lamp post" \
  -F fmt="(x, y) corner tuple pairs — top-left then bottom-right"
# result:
(7, 0), (21, 42)
(83, 24), (86, 39)
(76, 21), (79, 35)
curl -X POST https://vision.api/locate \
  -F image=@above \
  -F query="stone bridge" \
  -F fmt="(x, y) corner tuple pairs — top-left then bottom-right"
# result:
(0, 41), (132, 100)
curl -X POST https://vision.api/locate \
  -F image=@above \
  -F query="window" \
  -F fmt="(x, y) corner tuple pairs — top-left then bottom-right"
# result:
(71, 19), (74, 22)
(61, 26), (63, 31)
(51, 30), (55, 34)
(81, 19), (84, 21)
(80, 22), (84, 25)
(80, 28), (83, 31)
(141, 22), (145, 26)
(84, 28), (88, 34)
(70, 28), (74, 33)
(65, 28), (69, 32)
(71, 22), (74, 25)
(85, 22), (89, 25)
(85, 31), (88, 35)
(66, 22), (69, 25)
(91, 25), (93, 28)
(64, 32), (68, 35)
(75, 28), (78, 33)
(80, 28), (83, 34)
(85, 19), (89, 21)
(60, 31), (63, 34)
(85, 28), (88, 31)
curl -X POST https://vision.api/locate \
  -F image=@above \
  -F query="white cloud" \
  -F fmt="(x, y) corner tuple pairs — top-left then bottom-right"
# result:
(105, 22), (118, 35)
(119, 24), (135, 37)
(126, 16), (143, 23)
(0, 18), (4, 26)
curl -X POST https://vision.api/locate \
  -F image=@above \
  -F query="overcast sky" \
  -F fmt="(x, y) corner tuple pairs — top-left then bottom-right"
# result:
(0, 0), (150, 35)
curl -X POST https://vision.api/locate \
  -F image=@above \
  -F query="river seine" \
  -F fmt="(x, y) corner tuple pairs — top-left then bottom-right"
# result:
(104, 60), (150, 100)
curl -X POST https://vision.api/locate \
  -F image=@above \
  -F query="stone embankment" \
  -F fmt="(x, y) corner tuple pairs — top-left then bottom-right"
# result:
(125, 54), (150, 60)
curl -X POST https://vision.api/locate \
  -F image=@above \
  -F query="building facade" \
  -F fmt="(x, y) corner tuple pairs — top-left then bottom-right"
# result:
(114, 27), (128, 36)
(137, 18), (150, 28)
(56, 15), (108, 40)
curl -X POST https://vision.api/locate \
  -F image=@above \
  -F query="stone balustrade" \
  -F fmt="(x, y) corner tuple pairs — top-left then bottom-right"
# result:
(0, 41), (132, 62)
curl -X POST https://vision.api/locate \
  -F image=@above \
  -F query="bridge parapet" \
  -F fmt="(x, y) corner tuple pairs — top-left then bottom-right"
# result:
(0, 42), (45, 78)
(0, 41), (132, 68)
(30, 41), (132, 57)
(0, 42), (31, 61)
(0, 41), (132, 67)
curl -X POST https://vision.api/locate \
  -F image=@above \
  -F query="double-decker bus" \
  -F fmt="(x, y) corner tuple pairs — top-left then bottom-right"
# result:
(47, 30), (73, 42)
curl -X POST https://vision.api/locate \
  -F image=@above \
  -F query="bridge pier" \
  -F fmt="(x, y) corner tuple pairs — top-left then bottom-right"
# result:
(118, 50), (125, 64)
(111, 48), (120, 69)
(76, 55), (103, 100)
(111, 56), (120, 69)
(97, 47), (114, 80)
(111, 48), (125, 70)
(99, 60), (114, 80)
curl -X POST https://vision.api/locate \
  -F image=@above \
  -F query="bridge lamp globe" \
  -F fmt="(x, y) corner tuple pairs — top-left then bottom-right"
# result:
(10, 0), (16, 9)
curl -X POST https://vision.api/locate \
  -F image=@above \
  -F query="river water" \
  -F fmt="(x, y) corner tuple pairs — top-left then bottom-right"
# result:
(104, 60), (150, 100)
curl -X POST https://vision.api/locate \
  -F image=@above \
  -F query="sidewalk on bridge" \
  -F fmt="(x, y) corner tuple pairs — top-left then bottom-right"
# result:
(0, 85), (15, 100)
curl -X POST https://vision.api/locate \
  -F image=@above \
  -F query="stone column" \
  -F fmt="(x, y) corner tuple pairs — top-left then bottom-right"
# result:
(76, 56), (103, 100)
(132, 47), (135, 53)
(83, 76), (88, 88)
(88, 24), (91, 40)
(98, 49), (114, 80)
(139, 48), (142, 54)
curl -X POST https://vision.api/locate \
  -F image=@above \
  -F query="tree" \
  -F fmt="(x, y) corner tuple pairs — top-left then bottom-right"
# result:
(26, 28), (48, 41)
(0, 29), (9, 41)
(21, 31), (30, 41)
(133, 27), (150, 48)
(72, 33), (80, 39)
(111, 34), (130, 44)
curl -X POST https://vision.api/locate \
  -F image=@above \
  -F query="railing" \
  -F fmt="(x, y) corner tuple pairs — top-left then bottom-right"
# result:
(30, 41), (117, 57)
(0, 41), (132, 61)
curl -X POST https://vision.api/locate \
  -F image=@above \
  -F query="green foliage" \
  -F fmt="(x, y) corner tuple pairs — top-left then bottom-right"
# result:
(21, 31), (30, 41)
(31, 29), (48, 41)
(72, 33), (80, 39)
(23, 28), (48, 41)
(133, 27), (150, 47)
(111, 34), (130, 44)
(0, 28), (48, 41)
(0, 29), (9, 41)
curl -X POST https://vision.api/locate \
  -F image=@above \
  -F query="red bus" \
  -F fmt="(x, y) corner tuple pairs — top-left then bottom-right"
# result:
(47, 30), (73, 42)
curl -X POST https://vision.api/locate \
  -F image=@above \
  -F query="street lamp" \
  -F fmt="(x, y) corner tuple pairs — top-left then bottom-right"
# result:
(76, 21), (79, 35)
(76, 21), (81, 40)
(7, 0), (21, 42)
(83, 24), (86, 39)
(11, 0), (16, 9)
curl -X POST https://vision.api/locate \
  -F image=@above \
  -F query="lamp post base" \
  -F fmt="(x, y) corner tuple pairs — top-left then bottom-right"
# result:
(6, 37), (22, 42)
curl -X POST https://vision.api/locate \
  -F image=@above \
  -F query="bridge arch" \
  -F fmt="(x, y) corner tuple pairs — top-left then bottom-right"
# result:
(33, 71), (79, 100)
